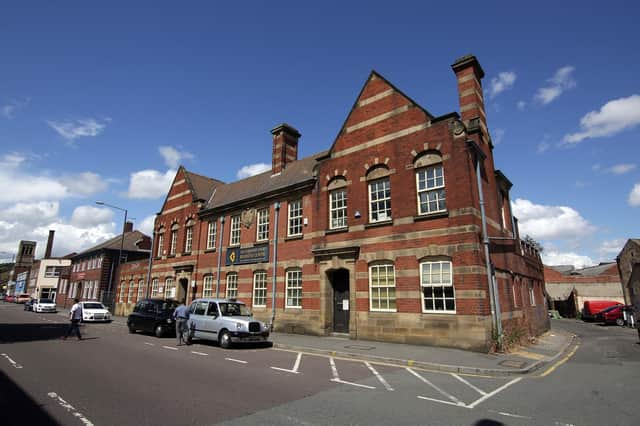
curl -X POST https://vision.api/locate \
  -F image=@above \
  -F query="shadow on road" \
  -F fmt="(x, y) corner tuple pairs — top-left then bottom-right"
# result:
(0, 323), (86, 344)
(0, 369), (60, 426)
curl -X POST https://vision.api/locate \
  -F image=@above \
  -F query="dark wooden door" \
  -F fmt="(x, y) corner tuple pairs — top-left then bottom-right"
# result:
(332, 270), (349, 333)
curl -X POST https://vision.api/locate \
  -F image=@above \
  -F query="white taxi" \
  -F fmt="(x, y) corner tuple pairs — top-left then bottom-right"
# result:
(80, 301), (112, 322)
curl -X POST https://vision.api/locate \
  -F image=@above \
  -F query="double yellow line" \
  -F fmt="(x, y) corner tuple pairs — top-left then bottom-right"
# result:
(538, 344), (579, 378)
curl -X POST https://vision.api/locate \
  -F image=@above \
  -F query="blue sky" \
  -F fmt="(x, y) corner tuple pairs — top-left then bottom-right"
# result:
(1, 1), (638, 268)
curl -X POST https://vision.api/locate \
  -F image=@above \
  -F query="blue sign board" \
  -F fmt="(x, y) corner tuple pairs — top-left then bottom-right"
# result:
(225, 245), (269, 266)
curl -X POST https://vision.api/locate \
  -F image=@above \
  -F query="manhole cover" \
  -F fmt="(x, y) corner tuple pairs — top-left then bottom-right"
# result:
(498, 359), (527, 368)
(344, 344), (376, 350)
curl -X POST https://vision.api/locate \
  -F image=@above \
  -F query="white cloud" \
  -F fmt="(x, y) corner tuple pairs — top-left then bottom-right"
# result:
(488, 72), (516, 99)
(535, 66), (576, 104)
(563, 95), (640, 144)
(126, 169), (176, 199)
(542, 250), (594, 269)
(599, 239), (625, 259)
(0, 201), (59, 225)
(629, 183), (640, 207)
(0, 152), (27, 169)
(606, 163), (636, 175)
(159, 146), (194, 169)
(492, 128), (505, 145)
(138, 214), (157, 237)
(511, 198), (595, 240)
(0, 170), (68, 203)
(517, 101), (526, 110)
(71, 205), (113, 228)
(1, 98), (30, 119)
(237, 163), (271, 179)
(47, 118), (110, 141)
(59, 172), (109, 196)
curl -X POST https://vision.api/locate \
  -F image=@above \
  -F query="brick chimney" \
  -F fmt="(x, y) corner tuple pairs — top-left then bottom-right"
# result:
(44, 230), (55, 259)
(124, 221), (133, 233)
(271, 123), (300, 175)
(451, 54), (488, 143)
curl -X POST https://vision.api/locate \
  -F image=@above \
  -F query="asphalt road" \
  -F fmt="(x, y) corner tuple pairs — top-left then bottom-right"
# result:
(1, 303), (639, 425)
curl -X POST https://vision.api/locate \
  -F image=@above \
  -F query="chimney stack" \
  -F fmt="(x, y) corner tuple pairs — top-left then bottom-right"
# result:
(451, 54), (489, 143)
(271, 123), (300, 175)
(44, 230), (55, 259)
(124, 221), (134, 233)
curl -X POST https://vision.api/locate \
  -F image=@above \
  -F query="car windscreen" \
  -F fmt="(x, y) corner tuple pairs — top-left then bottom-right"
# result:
(219, 303), (251, 316)
(39, 299), (54, 304)
(83, 303), (105, 309)
(159, 301), (180, 312)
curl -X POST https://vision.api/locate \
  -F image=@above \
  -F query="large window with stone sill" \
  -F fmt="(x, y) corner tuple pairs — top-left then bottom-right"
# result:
(288, 200), (303, 236)
(420, 260), (456, 313)
(253, 271), (267, 307)
(369, 263), (396, 312)
(226, 273), (238, 299)
(230, 215), (241, 246)
(207, 220), (217, 250)
(368, 178), (391, 222)
(416, 164), (446, 215)
(257, 208), (270, 242)
(330, 189), (348, 229)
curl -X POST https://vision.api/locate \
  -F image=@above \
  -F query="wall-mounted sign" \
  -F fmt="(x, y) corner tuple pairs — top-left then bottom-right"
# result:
(226, 245), (269, 266)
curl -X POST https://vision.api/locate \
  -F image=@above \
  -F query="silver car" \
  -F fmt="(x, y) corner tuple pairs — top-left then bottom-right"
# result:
(187, 298), (269, 348)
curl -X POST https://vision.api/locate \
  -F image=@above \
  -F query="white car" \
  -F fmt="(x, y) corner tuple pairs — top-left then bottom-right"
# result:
(80, 301), (112, 322)
(34, 298), (57, 313)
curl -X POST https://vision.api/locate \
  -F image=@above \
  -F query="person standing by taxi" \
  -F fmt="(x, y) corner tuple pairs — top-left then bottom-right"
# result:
(173, 299), (190, 346)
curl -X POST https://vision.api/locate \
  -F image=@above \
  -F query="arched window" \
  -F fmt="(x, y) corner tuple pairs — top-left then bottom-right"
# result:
(366, 166), (391, 223)
(169, 224), (179, 255)
(415, 152), (446, 215)
(328, 177), (348, 229)
(184, 219), (194, 253)
(156, 227), (165, 257)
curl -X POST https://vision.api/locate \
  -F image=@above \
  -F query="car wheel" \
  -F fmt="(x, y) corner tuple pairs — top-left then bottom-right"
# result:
(219, 330), (231, 349)
(155, 325), (164, 338)
(128, 324), (136, 334)
(616, 318), (624, 327)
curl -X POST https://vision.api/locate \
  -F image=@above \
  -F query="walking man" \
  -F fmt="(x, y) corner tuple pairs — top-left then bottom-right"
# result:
(173, 299), (190, 346)
(63, 298), (83, 340)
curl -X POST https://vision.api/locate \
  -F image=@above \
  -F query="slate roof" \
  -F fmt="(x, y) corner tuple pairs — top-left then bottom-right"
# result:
(203, 151), (328, 212)
(74, 230), (150, 257)
(547, 262), (618, 277)
(183, 169), (224, 202)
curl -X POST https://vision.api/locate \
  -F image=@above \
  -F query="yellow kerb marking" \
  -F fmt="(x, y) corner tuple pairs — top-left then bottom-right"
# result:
(539, 345), (579, 378)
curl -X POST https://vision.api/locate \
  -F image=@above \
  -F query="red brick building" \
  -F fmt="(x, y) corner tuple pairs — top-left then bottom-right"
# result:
(122, 55), (548, 351)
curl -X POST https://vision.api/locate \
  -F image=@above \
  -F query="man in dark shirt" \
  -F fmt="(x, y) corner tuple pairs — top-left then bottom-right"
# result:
(173, 299), (190, 346)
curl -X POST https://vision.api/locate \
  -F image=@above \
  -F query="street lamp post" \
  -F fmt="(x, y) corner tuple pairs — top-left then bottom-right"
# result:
(96, 201), (127, 308)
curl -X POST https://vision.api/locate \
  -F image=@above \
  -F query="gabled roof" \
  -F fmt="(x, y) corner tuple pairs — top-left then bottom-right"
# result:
(183, 169), (224, 202)
(202, 151), (327, 213)
(74, 230), (150, 258)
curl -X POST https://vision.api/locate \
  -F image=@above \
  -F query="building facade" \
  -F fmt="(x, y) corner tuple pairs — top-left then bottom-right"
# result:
(617, 239), (640, 309)
(118, 55), (548, 351)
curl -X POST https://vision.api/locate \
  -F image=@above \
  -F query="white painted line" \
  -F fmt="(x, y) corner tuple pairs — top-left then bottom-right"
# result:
(406, 368), (462, 404)
(488, 409), (532, 420)
(417, 395), (466, 408)
(191, 351), (208, 356)
(466, 377), (522, 409)
(162, 346), (178, 351)
(47, 392), (94, 426)
(365, 362), (394, 391)
(451, 373), (487, 396)
(144, 342), (155, 346)
(329, 358), (376, 389)
(225, 357), (247, 364)
(271, 352), (302, 374)
(1, 353), (23, 369)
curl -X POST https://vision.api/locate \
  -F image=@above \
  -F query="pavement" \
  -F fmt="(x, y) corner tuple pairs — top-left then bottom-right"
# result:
(49, 303), (575, 376)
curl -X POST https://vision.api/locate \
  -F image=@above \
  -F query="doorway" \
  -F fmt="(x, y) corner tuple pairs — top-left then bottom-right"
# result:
(327, 269), (350, 333)
(178, 278), (188, 302)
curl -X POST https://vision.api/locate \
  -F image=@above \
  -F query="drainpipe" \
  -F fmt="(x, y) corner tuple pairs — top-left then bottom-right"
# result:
(467, 140), (503, 348)
(271, 202), (280, 331)
(215, 216), (225, 299)
(145, 223), (156, 299)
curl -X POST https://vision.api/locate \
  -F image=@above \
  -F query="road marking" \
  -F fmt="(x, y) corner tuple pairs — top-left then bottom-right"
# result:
(271, 352), (302, 374)
(225, 357), (247, 364)
(451, 373), (486, 395)
(47, 392), (94, 426)
(329, 357), (376, 389)
(365, 362), (394, 391)
(466, 377), (522, 409)
(539, 345), (579, 378)
(1, 353), (23, 369)
(191, 351), (208, 356)
(417, 395), (466, 408)
(488, 409), (532, 419)
(144, 342), (155, 346)
(407, 368), (462, 404)
(162, 346), (178, 351)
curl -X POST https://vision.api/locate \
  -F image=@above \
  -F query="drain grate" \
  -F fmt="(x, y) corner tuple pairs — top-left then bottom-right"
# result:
(498, 359), (527, 369)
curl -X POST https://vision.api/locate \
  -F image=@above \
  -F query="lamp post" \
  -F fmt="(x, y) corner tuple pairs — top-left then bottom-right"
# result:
(96, 201), (127, 307)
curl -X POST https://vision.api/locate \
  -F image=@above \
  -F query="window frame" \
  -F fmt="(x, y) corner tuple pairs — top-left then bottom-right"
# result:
(138, 279), (145, 301)
(529, 281), (536, 306)
(252, 271), (267, 307)
(207, 220), (217, 250)
(230, 215), (241, 246)
(420, 260), (456, 314)
(184, 224), (194, 253)
(368, 178), (392, 223)
(369, 263), (397, 312)
(119, 281), (126, 303)
(416, 164), (446, 215)
(226, 273), (238, 299)
(169, 225), (178, 256)
(203, 275), (214, 298)
(285, 269), (303, 309)
(287, 199), (303, 237)
(128, 280), (135, 303)
(156, 231), (164, 257)
(164, 277), (175, 299)
(329, 188), (348, 229)
(151, 278), (159, 297)
(256, 208), (270, 242)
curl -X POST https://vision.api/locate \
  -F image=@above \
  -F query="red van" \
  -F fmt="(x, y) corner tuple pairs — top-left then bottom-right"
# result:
(582, 300), (622, 321)
(594, 305), (625, 326)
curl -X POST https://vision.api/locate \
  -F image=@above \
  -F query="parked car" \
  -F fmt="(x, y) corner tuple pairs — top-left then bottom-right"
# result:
(582, 300), (622, 322)
(5, 295), (15, 303)
(127, 299), (179, 337)
(24, 299), (35, 311)
(187, 298), (270, 348)
(33, 298), (57, 313)
(16, 294), (31, 304)
(80, 301), (111, 322)
(595, 304), (625, 326)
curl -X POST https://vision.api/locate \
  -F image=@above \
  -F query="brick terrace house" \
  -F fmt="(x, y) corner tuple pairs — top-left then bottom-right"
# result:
(113, 257), (152, 316)
(56, 223), (150, 310)
(544, 263), (623, 318)
(139, 54), (548, 352)
(617, 239), (640, 310)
